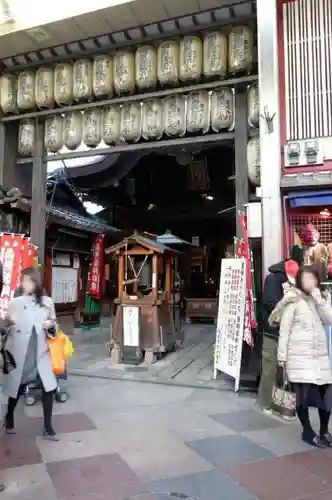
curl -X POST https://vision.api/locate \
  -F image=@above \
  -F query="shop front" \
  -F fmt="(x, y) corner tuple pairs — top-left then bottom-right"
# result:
(0, 0), (277, 375)
(278, 0), (332, 266)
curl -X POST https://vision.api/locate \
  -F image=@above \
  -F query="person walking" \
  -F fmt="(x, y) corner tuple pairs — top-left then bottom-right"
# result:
(258, 259), (299, 412)
(2, 267), (59, 440)
(270, 265), (332, 447)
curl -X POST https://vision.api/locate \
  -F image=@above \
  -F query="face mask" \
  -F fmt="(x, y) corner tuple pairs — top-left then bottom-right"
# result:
(286, 274), (296, 285)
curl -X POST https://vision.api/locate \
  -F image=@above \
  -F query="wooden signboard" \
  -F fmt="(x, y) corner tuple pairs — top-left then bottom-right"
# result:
(213, 258), (246, 392)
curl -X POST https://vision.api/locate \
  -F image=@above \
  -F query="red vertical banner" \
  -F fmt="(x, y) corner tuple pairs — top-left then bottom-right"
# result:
(237, 212), (256, 347)
(0, 234), (23, 318)
(87, 234), (104, 300)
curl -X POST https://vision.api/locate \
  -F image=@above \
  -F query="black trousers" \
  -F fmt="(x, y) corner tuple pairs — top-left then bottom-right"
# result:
(6, 383), (54, 432)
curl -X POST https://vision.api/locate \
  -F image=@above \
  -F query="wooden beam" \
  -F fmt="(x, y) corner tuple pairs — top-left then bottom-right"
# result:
(234, 91), (249, 237)
(30, 121), (47, 267)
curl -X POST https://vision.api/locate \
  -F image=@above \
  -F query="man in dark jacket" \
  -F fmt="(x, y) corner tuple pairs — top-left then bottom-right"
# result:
(258, 259), (298, 411)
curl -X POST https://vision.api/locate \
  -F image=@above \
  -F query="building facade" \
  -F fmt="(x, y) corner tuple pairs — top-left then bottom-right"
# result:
(277, 0), (332, 274)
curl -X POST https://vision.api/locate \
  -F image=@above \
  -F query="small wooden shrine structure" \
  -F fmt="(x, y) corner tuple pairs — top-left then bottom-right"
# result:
(105, 232), (181, 364)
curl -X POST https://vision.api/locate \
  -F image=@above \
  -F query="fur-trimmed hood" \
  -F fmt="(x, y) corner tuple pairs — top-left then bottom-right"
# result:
(268, 288), (303, 326)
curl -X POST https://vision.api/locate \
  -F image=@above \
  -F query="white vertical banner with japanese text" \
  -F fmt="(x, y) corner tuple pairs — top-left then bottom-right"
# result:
(213, 258), (246, 392)
(87, 234), (104, 300)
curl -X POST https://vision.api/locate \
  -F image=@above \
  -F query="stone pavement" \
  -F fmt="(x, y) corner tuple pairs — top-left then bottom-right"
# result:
(68, 322), (253, 390)
(1, 375), (332, 499)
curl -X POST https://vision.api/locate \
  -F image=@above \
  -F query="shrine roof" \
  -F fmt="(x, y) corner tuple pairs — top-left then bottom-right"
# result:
(9, 197), (120, 235)
(105, 232), (180, 255)
(48, 204), (120, 235)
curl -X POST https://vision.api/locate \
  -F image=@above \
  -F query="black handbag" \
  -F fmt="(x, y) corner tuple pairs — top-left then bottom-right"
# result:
(0, 329), (16, 374)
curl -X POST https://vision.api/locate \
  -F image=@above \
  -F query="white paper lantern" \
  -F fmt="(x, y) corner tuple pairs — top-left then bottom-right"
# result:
(73, 59), (93, 102)
(18, 119), (35, 156)
(163, 95), (186, 137)
(102, 106), (121, 145)
(210, 88), (235, 132)
(142, 99), (163, 140)
(83, 109), (102, 147)
(186, 91), (210, 134)
(120, 103), (142, 143)
(113, 51), (135, 95)
(157, 41), (179, 86)
(203, 31), (227, 79)
(54, 63), (73, 106)
(179, 36), (203, 82)
(228, 26), (253, 74)
(35, 67), (54, 109)
(247, 137), (260, 186)
(135, 45), (157, 90)
(247, 83), (259, 128)
(44, 115), (63, 153)
(63, 111), (82, 151)
(93, 55), (113, 98)
(17, 71), (36, 110)
(0, 74), (17, 114)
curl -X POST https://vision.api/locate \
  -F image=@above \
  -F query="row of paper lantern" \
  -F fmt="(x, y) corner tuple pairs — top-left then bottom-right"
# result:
(18, 88), (239, 155)
(2, 26), (253, 114)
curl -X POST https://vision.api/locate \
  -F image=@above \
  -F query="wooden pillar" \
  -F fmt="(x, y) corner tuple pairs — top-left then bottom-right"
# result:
(0, 121), (18, 189)
(234, 91), (249, 237)
(30, 120), (46, 267)
(152, 254), (158, 300)
(118, 253), (124, 299)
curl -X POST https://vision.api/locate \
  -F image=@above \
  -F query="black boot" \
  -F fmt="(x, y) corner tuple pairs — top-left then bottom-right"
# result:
(297, 406), (327, 448)
(319, 409), (332, 446)
(4, 395), (20, 434)
(42, 390), (59, 441)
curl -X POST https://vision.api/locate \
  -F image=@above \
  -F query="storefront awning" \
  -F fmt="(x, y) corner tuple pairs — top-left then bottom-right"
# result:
(288, 190), (332, 208)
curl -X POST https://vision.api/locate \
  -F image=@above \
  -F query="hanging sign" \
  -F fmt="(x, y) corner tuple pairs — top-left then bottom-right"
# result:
(87, 234), (104, 300)
(123, 306), (140, 347)
(0, 234), (23, 318)
(213, 258), (246, 392)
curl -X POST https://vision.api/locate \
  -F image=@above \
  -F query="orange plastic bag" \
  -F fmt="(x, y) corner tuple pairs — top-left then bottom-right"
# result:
(47, 330), (67, 375)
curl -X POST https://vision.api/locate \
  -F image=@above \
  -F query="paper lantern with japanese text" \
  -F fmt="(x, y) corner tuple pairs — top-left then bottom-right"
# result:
(35, 67), (54, 109)
(73, 59), (93, 101)
(93, 55), (113, 98)
(0, 74), (17, 114)
(210, 88), (235, 131)
(63, 111), (82, 150)
(157, 41), (179, 86)
(113, 51), (135, 95)
(186, 91), (210, 134)
(203, 31), (227, 79)
(18, 119), (35, 156)
(247, 83), (259, 128)
(135, 45), (157, 90)
(17, 72), (35, 110)
(102, 105), (121, 145)
(83, 109), (102, 148)
(179, 36), (203, 82)
(163, 95), (186, 137)
(247, 137), (260, 186)
(45, 115), (63, 153)
(228, 26), (253, 74)
(142, 99), (163, 140)
(54, 63), (73, 106)
(120, 103), (142, 143)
